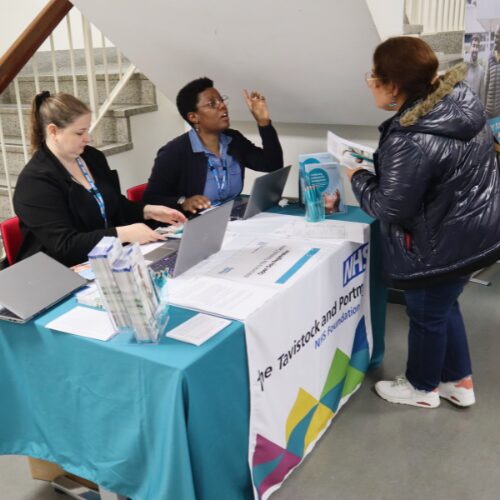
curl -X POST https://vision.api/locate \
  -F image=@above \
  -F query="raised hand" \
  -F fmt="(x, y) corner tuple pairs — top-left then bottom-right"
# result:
(243, 89), (270, 127)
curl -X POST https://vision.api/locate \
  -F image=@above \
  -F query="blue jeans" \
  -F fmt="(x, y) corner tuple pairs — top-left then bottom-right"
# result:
(404, 275), (472, 391)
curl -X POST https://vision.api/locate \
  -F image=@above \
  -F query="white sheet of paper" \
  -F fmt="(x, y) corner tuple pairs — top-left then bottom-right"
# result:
(166, 313), (231, 345)
(46, 306), (118, 341)
(274, 219), (369, 244)
(168, 276), (277, 321)
(227, 213), (368, 244)
(207, 239), (322, 286)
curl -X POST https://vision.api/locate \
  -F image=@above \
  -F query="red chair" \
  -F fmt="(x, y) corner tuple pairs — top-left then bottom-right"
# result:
(1, 216), (23, 266)
(126, 183), (148, 203)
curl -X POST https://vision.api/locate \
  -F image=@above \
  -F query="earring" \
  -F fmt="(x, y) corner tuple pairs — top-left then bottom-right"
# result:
(194, 122), (200, 132)
(388, 96), (398, 108)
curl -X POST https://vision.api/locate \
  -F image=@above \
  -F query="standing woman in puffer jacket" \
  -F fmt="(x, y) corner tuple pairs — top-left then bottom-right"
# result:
(346, 36), (500, 409)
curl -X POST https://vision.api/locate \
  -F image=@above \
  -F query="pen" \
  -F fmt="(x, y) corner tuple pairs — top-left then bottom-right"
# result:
(350, 152), (374, 163)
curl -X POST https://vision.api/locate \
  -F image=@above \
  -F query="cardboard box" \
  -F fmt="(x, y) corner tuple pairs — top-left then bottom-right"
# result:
(28, 457), (97, 489)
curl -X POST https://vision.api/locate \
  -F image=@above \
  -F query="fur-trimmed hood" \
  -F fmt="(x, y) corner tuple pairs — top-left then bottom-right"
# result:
(351, 62), (500, 285)
(398, 63), (486, 141)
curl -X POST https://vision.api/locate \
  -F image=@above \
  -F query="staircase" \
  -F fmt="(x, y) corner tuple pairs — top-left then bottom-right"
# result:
(0, 48), (158, 222)
(403, 0), (465, 71)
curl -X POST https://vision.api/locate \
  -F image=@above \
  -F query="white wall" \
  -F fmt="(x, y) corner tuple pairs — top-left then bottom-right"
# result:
(233, 120), (380, 205)
(70, 0), (389, 126)
(105, 91), (184, 192)
(0, 2), (112, 57)
(108, 90), (381, 207)
(366, 0), (405, 40)
(0, 0), (47, 56)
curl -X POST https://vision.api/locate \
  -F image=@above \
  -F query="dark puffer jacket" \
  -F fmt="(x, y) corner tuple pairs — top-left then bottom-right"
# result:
(351, 64), (500, 288)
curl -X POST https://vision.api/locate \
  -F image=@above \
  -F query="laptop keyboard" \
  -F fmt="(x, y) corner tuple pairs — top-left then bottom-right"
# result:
(149, 251), (178, 274)
(231, 202), (248, 219)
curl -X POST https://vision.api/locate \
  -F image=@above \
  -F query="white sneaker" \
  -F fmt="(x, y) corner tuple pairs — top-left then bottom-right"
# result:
(438, 377), (476, 407)
(374, 375), (440, 408)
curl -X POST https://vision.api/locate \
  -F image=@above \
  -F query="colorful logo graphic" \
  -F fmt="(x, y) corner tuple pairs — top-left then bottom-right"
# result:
(252, 316), (369, 499)
(342, 243), (369, 287)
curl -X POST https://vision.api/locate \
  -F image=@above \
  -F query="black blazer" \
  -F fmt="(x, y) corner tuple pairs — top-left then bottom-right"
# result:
(14, 144), (144, 267)
(143, 124), (284, 208)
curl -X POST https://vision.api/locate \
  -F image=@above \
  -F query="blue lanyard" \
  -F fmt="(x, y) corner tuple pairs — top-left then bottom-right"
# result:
(75, 156), (108, 227)
(207, 156), (228, 201)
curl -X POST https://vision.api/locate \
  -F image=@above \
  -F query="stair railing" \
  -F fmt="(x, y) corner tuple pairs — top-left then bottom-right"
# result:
(405, 0), (466, 34)
(0, 0), (137, 219)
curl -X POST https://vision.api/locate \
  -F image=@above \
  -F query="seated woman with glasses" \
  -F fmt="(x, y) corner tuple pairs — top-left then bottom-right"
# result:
(143, 77), (284, 215)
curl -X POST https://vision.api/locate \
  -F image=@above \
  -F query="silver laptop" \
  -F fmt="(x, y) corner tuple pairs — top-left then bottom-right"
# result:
(0, 252), (87, 324)
(231, 165), (291, 220)
(145, 200), (233, 278)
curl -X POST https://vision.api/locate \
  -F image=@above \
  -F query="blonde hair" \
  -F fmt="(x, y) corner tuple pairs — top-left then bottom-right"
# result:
(30, 92), (91, 153)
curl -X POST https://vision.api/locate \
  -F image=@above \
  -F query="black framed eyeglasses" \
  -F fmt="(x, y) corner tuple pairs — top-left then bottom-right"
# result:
(198, 95), (229, 109)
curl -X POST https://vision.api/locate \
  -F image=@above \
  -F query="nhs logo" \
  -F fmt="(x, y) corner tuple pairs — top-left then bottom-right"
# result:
(343, 243), (369, 286)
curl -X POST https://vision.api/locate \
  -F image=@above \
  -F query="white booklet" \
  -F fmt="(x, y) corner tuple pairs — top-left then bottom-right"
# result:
(46, 305), (118, 341)
(166, 313), (231, 346)
(327, 131), (376, 173)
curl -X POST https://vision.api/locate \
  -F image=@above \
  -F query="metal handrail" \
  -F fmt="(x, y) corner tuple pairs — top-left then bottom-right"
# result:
(0, 0), (139, 217)
(0, 0), (72, 94)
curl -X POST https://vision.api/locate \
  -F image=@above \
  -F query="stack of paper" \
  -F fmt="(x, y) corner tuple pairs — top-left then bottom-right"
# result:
(166, 313), (231, 345)
(88, 237), (130, 330)
(112, 244), (163, 342)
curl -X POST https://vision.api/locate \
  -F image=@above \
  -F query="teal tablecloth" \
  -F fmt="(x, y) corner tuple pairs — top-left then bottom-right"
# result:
(0, 300), (252, 500)
(0, 205), (386, 499)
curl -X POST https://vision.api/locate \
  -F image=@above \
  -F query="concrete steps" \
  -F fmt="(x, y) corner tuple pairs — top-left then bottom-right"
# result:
(1, 72), (156, 107)
(403, 23), (424, 35)
(0, 102), (157, 144)
(0, 57), (158, 224)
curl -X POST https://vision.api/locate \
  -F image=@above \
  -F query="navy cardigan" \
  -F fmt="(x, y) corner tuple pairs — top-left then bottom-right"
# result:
(143, 125), (284, 208)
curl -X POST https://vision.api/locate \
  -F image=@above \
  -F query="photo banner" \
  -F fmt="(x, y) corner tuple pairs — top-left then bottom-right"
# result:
(244, 240), (373, 499)
(464, 0), (500, 139)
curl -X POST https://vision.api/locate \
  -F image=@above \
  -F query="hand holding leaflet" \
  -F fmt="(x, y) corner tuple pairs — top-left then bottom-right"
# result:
(327, 131), (376, 173)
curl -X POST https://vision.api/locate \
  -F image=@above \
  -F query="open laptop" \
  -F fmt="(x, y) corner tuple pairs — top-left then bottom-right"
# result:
(145, 200), (233, 278)
(0, 252), (87, 324)
(231, 165), (291, 220)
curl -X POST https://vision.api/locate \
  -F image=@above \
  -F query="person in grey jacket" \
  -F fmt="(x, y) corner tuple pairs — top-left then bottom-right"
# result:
(346, 37), (500, 409)
(485, 25), (500, 119)
(466, 34), (485, 103)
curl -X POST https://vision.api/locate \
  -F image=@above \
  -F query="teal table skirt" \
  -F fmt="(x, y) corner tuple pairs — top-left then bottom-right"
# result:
(0, 300), (253, 500)
(0, 205), (386, 499)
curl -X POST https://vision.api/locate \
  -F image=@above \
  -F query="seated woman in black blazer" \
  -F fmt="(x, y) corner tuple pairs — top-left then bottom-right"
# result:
(143, 77), (284, 215)
(14, 92), (186, 267)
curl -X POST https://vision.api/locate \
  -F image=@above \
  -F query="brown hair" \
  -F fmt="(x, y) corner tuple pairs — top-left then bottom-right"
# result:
(373, 36), (439, 101)
(30, 92), (91, 153)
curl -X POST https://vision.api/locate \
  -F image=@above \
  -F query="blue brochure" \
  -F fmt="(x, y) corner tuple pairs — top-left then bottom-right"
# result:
(298, 152), (346, 214)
